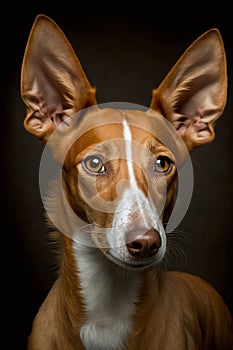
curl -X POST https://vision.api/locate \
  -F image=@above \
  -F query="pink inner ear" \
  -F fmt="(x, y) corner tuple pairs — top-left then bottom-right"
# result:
(150, 29), (227, 151)
(176, 116), (211, 140)
(21, 15), (97, 141)
(174, 82), (224, 141)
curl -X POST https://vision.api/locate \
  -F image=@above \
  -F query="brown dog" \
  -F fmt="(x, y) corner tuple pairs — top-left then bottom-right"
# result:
(21, 14), (233, 350)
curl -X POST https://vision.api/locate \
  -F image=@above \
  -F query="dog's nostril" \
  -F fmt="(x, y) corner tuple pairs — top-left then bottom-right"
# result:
(131, 242), (143, 250)
(126, 229), (161, 258)
(150, 242), (159, 252)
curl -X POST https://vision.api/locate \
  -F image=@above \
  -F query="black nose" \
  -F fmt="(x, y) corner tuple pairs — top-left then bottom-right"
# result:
(126, 229), (161, 258)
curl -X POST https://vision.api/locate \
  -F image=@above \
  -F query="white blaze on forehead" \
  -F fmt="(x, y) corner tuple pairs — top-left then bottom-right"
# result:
(122, 119), (148, 227)
(122, 119), (138, 191)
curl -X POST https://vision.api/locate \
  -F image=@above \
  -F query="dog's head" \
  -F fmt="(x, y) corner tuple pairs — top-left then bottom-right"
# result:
(21, 15), (227, 269)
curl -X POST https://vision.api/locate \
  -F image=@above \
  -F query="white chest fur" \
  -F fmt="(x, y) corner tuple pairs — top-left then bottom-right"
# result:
(73, 242), (141, 350)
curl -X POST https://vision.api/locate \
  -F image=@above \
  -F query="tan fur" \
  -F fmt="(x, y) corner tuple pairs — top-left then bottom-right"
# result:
(126, 270), (233, 349)
(21, 14), (233, 350)
(28, 235), (85, 349)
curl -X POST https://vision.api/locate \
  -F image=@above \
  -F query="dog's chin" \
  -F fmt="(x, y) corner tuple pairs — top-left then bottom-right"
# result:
(105, 251), (159, 271)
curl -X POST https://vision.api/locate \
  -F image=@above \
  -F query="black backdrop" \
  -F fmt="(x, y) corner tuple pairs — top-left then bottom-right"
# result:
(2, 3), (233, 349)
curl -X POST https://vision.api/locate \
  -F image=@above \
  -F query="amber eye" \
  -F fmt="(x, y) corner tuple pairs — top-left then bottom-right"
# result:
(154, 156), (171, 174)
(82, 155), (105, 174)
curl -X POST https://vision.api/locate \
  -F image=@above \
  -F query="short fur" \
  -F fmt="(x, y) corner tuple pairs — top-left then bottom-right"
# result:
(21, 14), (233, 350)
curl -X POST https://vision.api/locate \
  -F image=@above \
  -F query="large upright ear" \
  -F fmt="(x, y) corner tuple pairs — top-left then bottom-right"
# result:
(150, 28), (227, 152)
(21, 14), (97, 142)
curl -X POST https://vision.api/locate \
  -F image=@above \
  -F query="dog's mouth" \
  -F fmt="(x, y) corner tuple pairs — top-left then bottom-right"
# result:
(104, 227), (165, 270)
(105, 228), (164, 269)
(105, 251), (158, 270)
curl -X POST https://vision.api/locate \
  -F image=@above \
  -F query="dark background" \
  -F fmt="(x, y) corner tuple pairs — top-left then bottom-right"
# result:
(2, 2), (232, 349)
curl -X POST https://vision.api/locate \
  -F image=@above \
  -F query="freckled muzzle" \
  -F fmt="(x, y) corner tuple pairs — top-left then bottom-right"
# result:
(105, 184), (167, 267)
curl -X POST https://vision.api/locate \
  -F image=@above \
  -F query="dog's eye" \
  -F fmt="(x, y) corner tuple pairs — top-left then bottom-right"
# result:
(82, 156), (105, 174)
(154, 156), (171, 174)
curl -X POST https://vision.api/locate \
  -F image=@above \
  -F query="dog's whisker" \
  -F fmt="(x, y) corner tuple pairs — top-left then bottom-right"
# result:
(78, 223), (99, 232)
(166, 241), (188, 265)
(164, 229), (189, 266)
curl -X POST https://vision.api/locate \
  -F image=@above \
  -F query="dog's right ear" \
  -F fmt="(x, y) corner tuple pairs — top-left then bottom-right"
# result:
(21, 14), (97, 142)
(149, 28), (227, 152)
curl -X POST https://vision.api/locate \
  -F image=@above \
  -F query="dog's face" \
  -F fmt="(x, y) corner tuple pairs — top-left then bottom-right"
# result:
(60, 107), (183, 268)
(21, 15), (227, 269)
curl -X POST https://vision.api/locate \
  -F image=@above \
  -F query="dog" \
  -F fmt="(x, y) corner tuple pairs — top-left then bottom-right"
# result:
(21, 14), (233, 350)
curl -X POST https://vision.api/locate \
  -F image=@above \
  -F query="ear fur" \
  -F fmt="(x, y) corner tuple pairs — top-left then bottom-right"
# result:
(150, 28), (227, 151)
(21, 14), (97, 142)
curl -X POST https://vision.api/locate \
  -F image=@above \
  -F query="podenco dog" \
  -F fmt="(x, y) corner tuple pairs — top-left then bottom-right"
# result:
(21, 14), (233, 350)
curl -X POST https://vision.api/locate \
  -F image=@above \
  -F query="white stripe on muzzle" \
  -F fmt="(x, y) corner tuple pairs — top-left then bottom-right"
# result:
(107, 119), (166, 266)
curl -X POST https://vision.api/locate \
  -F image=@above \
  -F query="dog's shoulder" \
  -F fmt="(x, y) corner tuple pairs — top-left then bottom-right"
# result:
(165, 270), (233, 348)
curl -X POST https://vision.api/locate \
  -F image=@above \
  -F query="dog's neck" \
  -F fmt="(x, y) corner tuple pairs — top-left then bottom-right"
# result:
(73, 242), (142, 350)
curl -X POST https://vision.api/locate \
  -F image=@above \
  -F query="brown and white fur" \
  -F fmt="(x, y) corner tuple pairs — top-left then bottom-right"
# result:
(21, 14), (233, 350)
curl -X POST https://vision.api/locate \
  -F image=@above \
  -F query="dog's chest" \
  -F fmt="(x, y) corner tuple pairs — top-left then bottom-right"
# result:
(73, 243), (141, 350)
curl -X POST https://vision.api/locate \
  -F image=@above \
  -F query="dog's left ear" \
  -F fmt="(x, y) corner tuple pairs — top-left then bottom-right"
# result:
(21, 14), (97, 142)
(150, 29), (227, 151)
